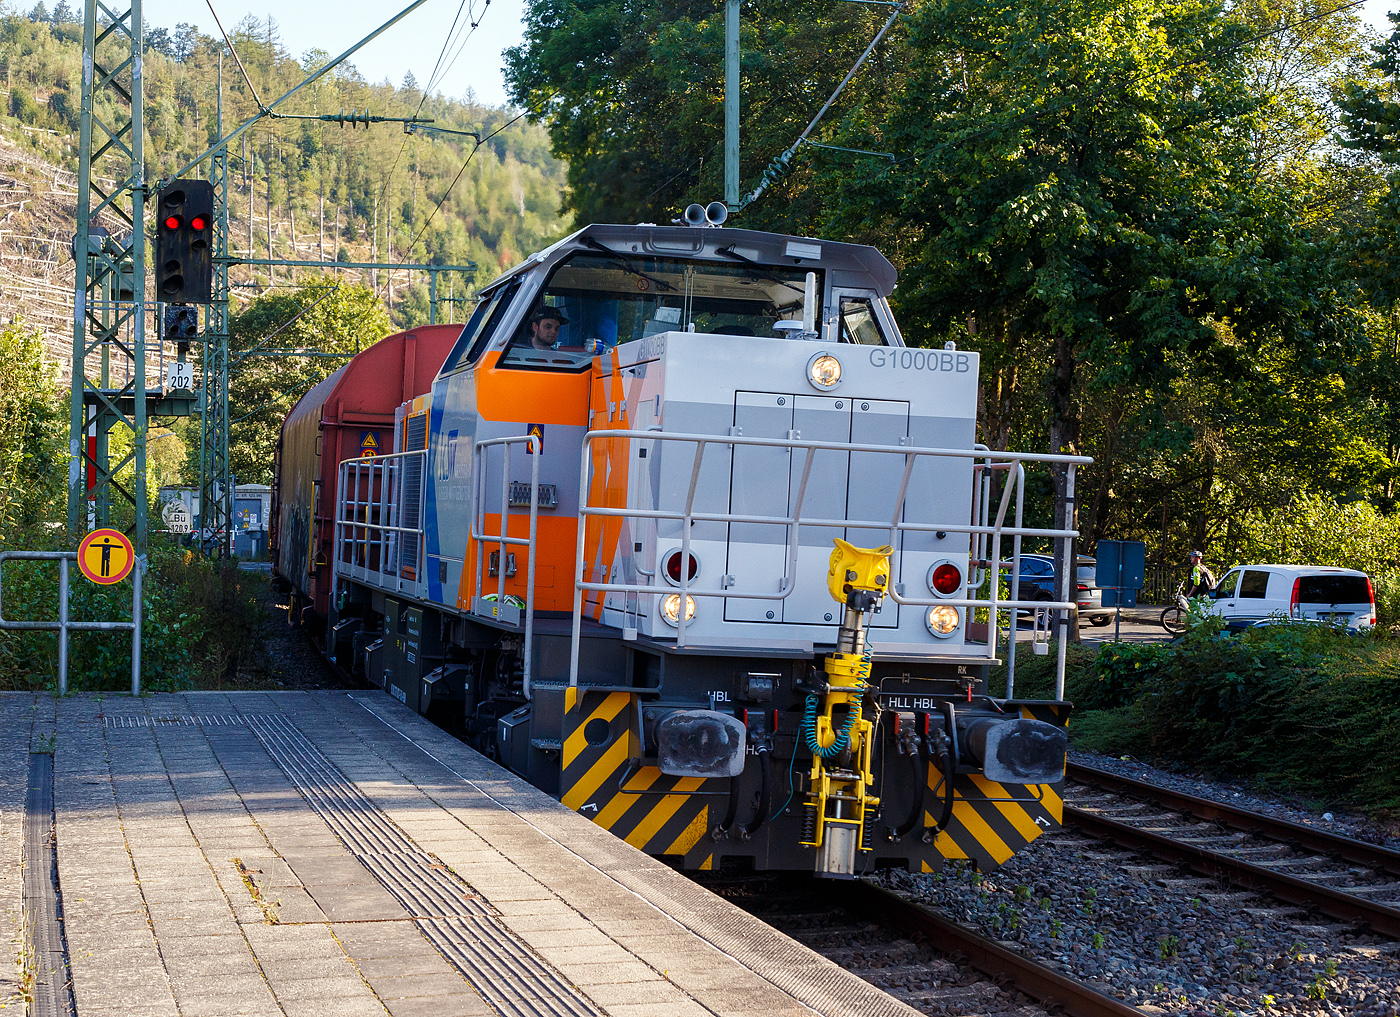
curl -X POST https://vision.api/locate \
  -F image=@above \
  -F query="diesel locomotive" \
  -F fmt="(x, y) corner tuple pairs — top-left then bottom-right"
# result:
(272, 220), (1089, 877)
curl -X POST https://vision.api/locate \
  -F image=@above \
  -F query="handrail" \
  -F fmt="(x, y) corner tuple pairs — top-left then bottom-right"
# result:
(470, 434), (541, 696)
(567, 428), (1089, 688)
(334, 449), (428, 593)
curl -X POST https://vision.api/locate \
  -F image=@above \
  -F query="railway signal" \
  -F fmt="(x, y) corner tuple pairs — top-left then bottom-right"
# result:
(162, 304), (199, 341)
(155, 180), (214, 304)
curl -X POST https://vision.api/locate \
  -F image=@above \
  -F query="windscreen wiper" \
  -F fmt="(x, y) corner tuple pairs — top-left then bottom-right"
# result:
(716, 245), (806, 295)
(580, 237), (677, 292)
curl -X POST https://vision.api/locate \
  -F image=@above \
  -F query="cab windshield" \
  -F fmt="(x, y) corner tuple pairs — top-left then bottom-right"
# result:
(500, 251), (844, 370)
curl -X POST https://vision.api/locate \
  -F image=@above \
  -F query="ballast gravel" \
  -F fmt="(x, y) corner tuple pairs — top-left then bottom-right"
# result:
(875, 750), (1400, 1016)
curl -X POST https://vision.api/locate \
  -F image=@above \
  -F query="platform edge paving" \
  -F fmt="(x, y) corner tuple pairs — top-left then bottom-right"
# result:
(307, 690), (919, 1017)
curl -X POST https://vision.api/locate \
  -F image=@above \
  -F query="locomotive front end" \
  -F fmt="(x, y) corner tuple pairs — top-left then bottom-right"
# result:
(550, 231), (1085, 876)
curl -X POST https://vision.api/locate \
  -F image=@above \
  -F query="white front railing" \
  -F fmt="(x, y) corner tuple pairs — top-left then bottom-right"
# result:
(568, 429), (1091, 696)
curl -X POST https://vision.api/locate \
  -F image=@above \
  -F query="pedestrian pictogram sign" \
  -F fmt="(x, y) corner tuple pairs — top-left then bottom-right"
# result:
(77, 528), (135, 585)
(360, 430), (379, 457)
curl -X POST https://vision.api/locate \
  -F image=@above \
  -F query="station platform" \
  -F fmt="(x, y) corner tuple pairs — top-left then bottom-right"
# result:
(0, 691), (918, 1017)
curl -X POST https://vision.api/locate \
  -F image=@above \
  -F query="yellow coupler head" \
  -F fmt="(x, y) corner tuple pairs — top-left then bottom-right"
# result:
(826, 538), (894, 605)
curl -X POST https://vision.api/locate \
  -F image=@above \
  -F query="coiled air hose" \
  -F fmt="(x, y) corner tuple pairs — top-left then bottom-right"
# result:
(802, 646), (873, 758)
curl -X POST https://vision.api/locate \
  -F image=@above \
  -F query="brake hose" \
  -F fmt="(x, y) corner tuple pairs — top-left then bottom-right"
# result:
(739, 749), (772, 840)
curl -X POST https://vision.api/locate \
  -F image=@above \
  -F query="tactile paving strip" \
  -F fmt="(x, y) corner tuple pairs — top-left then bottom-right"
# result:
(242, 713), (602, 1017)
(103, 714), (244, 727)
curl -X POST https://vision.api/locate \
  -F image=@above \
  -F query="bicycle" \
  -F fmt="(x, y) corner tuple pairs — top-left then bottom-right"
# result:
(1160, 583), (1190, 635)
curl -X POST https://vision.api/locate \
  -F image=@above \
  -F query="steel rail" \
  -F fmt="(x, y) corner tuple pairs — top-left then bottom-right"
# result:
(1068, 763), (1400, 878)
(1063, 805), (1400, 939)
(832, 881), (1147, 1017)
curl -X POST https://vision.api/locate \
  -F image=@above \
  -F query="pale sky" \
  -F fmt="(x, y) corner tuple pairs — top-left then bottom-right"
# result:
(142, 0), (528, 107)
(132, 0), (1400, 111)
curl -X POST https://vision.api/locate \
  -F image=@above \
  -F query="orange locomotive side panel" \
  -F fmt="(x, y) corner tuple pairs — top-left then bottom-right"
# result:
(457, 349), (594, 611)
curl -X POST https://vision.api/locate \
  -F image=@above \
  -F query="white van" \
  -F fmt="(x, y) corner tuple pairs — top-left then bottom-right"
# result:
(1209, 565), (1375, 631)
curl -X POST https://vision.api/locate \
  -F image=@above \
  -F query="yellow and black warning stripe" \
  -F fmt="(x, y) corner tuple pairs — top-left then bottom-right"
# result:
(560, 688), (715, 869)
(919, 702), (1069, 872)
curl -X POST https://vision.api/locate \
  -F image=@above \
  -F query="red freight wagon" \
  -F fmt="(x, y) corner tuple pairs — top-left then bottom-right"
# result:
(271, 325), (460, 626)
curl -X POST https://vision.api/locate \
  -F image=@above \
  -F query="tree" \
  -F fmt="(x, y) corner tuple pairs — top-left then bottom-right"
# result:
(228, 281), (392, 484)
(172, 22), (200, 62)
(0, 319), (63, 536)
(823, 0), (1362, 445)
(49, 0), (71, 25)
(26, 3), (48, 23)
(146, 26), (174, 58)
(504, 0), (895, 226)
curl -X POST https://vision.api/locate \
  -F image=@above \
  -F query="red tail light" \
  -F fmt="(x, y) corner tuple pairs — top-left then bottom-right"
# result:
(1367, 576), (1376, 607)
(665, 550), (698, 584)
(1290, 577), (1301, 618)
(930, 563), (962, 595)
(1077, 583), (1089, 591)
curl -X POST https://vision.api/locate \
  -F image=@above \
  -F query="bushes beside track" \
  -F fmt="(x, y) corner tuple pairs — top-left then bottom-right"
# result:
(0, 530), (266, 692)
(996, 621), (1400, 812)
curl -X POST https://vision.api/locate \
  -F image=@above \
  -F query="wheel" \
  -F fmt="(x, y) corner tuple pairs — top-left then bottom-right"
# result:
(1160, 605), (1185, 635)
(1091, 613), (1113, 627)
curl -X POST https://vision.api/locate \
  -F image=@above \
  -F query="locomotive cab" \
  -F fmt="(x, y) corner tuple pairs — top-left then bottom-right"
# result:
(314, 224), (1087, 878)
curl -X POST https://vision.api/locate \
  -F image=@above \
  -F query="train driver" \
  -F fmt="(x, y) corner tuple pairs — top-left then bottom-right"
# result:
(528, 306), (569, 350)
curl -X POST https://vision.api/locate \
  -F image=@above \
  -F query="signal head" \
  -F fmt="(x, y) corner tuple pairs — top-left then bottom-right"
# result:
(164, 215), (183, 230)
(190, 215), (208, 231)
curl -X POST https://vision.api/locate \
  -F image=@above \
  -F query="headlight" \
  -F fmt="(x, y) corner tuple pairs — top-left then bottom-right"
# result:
(807, 352), (842, 390)
(926, 605), (960, 637)
(661, 593), (697, 627)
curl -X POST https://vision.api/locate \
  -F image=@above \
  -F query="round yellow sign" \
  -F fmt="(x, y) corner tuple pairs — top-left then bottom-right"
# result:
(77, 528), (135, 585)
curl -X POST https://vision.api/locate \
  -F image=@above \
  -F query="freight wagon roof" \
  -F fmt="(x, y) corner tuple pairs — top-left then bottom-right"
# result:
(486, 224), (898, 295)
(280, 324), (464, 432)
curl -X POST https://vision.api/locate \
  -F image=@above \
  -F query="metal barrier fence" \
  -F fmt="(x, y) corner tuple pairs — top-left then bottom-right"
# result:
(568, 429), (1092, 697)
(0, 550), (142, 694)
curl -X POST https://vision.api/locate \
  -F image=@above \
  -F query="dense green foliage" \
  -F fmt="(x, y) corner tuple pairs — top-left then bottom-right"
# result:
(228, 280), (392, 485)
(508, 0), (1400, 573)
(0, 9), (570, 323)
(1003, 619), (1400, 811)
(0, 319), (64, 530)
(1131, 618), (1400, 810)
(0, 532), (266, 692)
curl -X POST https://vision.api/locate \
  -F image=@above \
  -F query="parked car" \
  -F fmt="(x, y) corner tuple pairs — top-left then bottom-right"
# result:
(1008, 554), (1113, 626)
(1074, 561), (1114, 627)
(1208, 565), (1375, 631)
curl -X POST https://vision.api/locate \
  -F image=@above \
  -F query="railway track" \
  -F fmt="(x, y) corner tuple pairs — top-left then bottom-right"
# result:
(701, 873), (1145, 1017)
(1064, 762), (1400, 939)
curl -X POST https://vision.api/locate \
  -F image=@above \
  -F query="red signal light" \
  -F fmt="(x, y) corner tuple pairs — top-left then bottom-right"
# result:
(190, 215), (208, 231)
(164, 215), (183, 230)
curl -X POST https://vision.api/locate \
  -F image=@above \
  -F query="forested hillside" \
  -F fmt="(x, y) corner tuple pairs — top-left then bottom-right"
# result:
(0, 6), (569, 358)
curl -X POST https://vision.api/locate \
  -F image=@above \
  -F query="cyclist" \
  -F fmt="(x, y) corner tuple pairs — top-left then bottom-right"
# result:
(1184, 550), (1216, 600)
